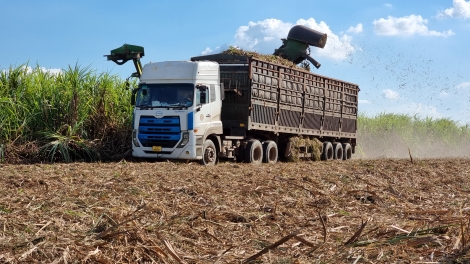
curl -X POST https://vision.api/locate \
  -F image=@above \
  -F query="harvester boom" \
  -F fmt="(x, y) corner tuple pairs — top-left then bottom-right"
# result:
(104, 44), (145, 78)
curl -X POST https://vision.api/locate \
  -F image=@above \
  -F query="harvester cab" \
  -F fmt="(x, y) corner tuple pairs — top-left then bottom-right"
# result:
(274, 25), (327, 69)
(104, 44), (145, 78)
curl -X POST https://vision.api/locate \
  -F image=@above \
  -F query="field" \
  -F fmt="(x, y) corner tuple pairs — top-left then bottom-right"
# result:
(2, 64), (470, 164)
(2, 64), (470, 263)
(1, 158), (470, 263)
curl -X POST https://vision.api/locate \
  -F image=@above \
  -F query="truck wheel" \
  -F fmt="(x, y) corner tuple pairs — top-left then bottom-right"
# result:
(201, 139), (218, 166)
(244, 139), (263, 164)
(262, 140), (278, 164)
(321, 142), (333, 161)
(235, 146), (244, 163)
(343, 143), (352, 160)
(333, 142), (343, 160)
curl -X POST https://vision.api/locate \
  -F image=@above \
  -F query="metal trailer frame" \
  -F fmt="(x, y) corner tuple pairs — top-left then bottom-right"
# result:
(191, 53), (359, 152)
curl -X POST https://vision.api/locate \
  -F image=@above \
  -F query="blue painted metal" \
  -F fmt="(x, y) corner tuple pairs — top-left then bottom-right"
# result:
(138, 116), (181, 148)
(187, 112), (194, 130)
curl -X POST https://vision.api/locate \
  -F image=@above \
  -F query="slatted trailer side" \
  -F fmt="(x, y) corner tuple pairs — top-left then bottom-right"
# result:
(192, 54), (359, 141)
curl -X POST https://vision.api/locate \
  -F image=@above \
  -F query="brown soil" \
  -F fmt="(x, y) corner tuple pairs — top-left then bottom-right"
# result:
(1, 158), (470, 263)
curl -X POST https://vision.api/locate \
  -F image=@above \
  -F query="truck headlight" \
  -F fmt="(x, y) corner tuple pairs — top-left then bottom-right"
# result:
(177, 132), (189, 148)
(132, 129), (140, 147)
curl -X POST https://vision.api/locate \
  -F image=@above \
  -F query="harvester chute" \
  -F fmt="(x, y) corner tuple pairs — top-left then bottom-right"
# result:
(274, 25), (327, 69)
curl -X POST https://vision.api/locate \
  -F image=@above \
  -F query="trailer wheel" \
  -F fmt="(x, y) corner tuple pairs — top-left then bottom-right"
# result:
(244, 139), (263, 165)
(201, 139), (218, 166)
(343, 143), (352, 160)
(333, 142), (343, 160)
(262, 140), (278, 164)
(321, 142), (333, 160)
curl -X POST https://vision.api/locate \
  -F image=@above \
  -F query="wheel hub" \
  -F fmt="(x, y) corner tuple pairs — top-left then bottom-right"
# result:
(205, 148), (215, 162)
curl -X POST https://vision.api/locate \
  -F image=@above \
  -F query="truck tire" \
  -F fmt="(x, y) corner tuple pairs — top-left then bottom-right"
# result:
(244, 139), (263, 164)
(321, 142), (333, 161)
(201, 139), (218, 166)
(262, 140), (278, 164)
(333, 142), (343, 160)
(343, 143), (352, 160)
(235, 146), (244, 163)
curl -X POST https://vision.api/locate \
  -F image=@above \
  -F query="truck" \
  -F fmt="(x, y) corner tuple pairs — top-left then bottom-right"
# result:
(105, 25), (359, 165)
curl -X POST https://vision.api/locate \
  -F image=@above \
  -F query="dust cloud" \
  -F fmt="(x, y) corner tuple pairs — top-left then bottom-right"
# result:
(355, 131), (470, 159)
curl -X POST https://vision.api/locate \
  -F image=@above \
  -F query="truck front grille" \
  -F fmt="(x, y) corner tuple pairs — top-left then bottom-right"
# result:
(138, 116), (181, 148)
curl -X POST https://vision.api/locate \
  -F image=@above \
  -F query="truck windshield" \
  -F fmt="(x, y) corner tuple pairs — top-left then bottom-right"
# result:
(136, 83), (194, 108)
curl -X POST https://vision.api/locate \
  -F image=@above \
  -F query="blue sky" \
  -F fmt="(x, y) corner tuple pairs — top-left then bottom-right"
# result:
(1, 0), (470, 124)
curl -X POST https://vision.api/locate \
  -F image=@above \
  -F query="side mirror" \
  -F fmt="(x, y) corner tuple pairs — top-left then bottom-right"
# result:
(131, 88), (138, 105)
(197, 85), (208, 91)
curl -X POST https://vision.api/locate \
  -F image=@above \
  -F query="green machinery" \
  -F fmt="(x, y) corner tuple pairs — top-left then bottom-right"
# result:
(274, 25), (327, 69)
(104, 44), (145, 78)
(104, 25), (326, 77)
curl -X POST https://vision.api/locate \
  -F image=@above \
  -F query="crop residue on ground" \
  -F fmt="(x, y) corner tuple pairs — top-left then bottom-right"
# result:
(1, 158), (470, 263)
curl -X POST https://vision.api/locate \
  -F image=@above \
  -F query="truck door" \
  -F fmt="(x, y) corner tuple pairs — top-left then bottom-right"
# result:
(195, 85), (212, 135)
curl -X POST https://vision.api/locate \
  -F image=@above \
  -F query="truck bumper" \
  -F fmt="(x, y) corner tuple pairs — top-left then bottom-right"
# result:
(132, 144), (199, 160)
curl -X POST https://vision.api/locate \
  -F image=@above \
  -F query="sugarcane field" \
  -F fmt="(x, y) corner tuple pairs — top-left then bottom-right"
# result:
(3, 1), (470, 262)
(1, 157), (470, 263)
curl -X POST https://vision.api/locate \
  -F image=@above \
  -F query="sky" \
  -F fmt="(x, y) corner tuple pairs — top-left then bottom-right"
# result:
(1, 0), (470, 124)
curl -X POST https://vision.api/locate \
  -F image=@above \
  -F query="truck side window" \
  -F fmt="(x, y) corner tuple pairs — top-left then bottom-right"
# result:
(200, 90), (207, 104)
(136, 85), (151, 105)
(196, 89), (201, 105)
(196, 85), (208, 105)
(210, 85), (216, 103)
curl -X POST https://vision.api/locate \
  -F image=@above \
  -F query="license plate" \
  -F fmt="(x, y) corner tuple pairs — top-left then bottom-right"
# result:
(152, 146), (162, 152)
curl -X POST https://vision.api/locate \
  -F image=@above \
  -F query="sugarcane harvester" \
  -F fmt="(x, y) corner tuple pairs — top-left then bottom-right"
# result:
(104, 25), (359, 165)
(273, 25), (327, 69)
(105, 44), (145, 79)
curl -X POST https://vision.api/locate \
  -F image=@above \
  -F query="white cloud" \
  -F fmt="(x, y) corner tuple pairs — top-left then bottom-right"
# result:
(385, 3), (393, 8)
(439, 90), (449, 97)
(437, 0), (470, 19)
(373, 15), (455, 37)
(359, 99), (371, 104)
(347, 23), (363, 34)
(199, 44), (231, 56)
(401, 103), (444, 119)
(230, 18), (356, 60)
(297, 18), (357, 60)
(455, 82), (470, 89)
(31, 66), (62, 76)
(234, 18), (292, 52)
(201, 47), (213, 55)
(202, 18), (358, 61)
(382, 89), (400, 100)
(2, 65), (62, 76)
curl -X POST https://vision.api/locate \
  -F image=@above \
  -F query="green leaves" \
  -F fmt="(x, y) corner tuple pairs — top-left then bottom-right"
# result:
(38, 124), (99, 162)
(357, 113), (470, 158)
(0, 64), (134, 163)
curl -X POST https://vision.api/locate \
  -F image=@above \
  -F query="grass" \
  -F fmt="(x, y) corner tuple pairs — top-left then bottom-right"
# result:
(0, 64), (134, 162)
(1, 63), (470, 163)
(357, 112), (470, 158)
